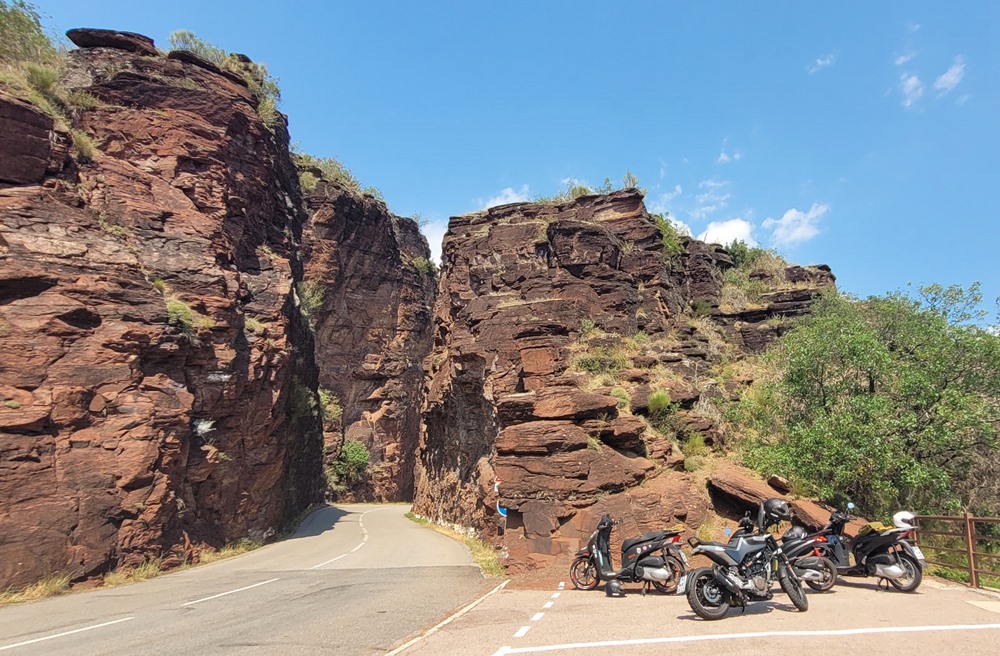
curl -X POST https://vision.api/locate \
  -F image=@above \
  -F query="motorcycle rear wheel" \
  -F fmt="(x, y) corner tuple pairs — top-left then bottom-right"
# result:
(686, 567), (730, 620)
(805, 557), (838, 592)
(570, 556), (599, 591)
(651, 555), (686, 594)
(887, 552), (922, 592)
(778, 562), (809, 611)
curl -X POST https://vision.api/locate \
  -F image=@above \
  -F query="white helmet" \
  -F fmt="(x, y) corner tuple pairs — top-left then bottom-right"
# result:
(892, 511), (916, 528)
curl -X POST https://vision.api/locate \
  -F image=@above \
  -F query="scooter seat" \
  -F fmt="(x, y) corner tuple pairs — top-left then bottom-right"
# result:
(622, 530), (679, 553)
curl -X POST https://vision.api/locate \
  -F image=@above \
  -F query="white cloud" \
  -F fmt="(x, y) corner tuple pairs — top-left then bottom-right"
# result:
(763, 203), (829, 247)
(934, 56), (966, 96)
(689, 179), (731, 219)
(647, 184), (682, 214)
(957, 93), (972, 106)
(422, 219), (449, 264)
(894, 51), (917, 66)
(717, 151), (742, 164)
(482, 185), (530, 209)
(809, 52), (836, 74)
(899, 72), (924, 108)
(698, 218), (756, 246)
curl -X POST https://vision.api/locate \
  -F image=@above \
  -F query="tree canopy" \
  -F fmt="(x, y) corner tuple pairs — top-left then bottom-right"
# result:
(733, 284), (1000, 518)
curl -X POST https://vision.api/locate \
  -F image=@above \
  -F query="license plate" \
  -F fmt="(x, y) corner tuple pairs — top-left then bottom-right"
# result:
(676, 575), (688, 595)
(911, 546), (925, 561)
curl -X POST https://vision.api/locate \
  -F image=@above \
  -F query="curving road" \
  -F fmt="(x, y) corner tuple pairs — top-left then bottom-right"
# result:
(0, 504), (496, 655)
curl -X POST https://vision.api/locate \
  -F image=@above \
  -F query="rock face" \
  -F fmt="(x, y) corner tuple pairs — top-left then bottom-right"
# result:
(0, 36), (323, 589)
(412, 191), (834, 571)
(301, 181), (436, 500)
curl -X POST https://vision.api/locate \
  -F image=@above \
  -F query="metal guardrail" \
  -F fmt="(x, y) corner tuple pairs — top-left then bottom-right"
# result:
(913, 513), (1000, 588)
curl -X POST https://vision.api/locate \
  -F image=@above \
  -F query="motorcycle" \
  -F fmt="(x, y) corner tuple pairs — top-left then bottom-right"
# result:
(569, 514), (688, 596)
(682, 498), (808, 620)
(779, 524), (838, 592)
(730, 512), (838, 592)
(813, 503), (925, 592)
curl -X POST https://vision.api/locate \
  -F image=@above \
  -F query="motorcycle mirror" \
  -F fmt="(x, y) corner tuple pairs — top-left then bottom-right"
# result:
(847, 502), (856, 510)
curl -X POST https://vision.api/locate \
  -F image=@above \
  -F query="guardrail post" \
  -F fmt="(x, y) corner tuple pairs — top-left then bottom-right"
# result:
(965, 511), (979, 588)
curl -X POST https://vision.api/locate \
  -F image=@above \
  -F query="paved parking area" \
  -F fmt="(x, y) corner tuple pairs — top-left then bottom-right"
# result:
(398, 578), (1000, 656)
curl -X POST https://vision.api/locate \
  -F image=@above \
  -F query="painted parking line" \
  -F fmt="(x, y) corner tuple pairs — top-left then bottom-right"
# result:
(0, 617), (134, 652)
(491, 623), (1000, 655)
(543, 601), (554, 609)
(513, 626), (531, 638)
(530, 612), (545, 622)
(181, 578), (280, 606)
(551, 592), (560, 599)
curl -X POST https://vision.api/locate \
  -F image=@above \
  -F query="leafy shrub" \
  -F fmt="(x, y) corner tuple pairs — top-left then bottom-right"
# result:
(296, 281), (325, 325)
(3, 399), (20, 409)
(318, 387), (342, 424)
(733, 285), (1000, 517)
(332, 439), (370, 485)
(579, 318), (596, 336)
(0, 1), (58, 65)
(291, 151), (382, 198)
(587, 435), (602, 451)
(23, 61), (58, 93)
(412, 256), (438, 279)
(647, 389), (673, 417)
(651, 212), (684, 264)
(684, 455), (707, 472)
(682, 433), (709, 457)
(244, 316), (263, 334)
(149, 278), (167, 295)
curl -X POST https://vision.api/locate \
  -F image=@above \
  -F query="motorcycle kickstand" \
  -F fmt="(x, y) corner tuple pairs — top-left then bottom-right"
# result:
(641, 581), (649, 596)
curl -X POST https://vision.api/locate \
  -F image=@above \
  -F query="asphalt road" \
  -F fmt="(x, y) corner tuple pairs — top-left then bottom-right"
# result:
(403, 576), (1000, 656)
(0, 503), (495, 655)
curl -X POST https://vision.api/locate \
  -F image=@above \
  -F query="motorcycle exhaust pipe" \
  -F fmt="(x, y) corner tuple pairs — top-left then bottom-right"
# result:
(793, 567), (825, 582)
(713, 569), (744, 594)
(640, 567), (672, 582)
(874, 563), (905, 579)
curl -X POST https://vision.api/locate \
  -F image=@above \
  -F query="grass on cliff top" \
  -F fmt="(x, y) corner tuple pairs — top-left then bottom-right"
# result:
(405, 512), (505, 578)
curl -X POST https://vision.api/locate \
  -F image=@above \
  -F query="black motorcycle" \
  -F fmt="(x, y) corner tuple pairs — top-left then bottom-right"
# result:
(683, 498), (808, 620)
(813, 503), (924, 592)
(570, 515), (688, 595)
(779, 524), (838, 592)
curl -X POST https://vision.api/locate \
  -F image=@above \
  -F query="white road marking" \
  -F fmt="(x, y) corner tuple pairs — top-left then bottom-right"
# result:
(558, 582), (565, 589)
(513, 626), (530, 638)
(551, 592), (560, 599)
(967, 601), (1000, 614)
(543, 601), (554, 608)
(530, 612), (545, 622)
(0, 617), (134, 652)
(490, 623), (1000, 655)
(181, 578), (279, 606)
(310, 508), (375, 569)
(383, 579), (509, 656)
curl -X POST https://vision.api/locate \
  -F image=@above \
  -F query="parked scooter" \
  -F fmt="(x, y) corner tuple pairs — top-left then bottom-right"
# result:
(682, 498), (809, 620)
(570, 515), (688, 596)
(813, 503), (925, 592)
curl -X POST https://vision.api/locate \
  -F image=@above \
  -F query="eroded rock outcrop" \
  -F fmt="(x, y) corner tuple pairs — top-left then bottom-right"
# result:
(0, 35), (323, 589)
(301, 181), (436, 500)
(413, 191), (834, 571)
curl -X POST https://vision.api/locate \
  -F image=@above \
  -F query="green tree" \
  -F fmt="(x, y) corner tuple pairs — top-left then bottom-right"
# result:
(733, 285), (1000, 517)
(0, 0), (57, 64)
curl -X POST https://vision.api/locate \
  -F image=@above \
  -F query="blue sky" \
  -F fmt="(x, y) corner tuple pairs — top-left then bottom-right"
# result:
(34, 1), (999, 311)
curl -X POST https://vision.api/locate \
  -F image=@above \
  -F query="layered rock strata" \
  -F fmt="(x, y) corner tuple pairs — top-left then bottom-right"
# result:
(412, 191), (834, 570)
(301, 181), (436, 500)
(0, 31), (323, 589)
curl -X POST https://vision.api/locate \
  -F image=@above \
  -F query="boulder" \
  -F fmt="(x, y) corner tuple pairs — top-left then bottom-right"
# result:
(66, 28), (159, 56)
(0, 95), (52, 184)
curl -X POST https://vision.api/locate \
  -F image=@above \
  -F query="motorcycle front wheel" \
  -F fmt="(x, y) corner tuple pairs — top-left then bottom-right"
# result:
(686, 567), (730, 620)
(652, 555), (686, 594)
(778, 562), (809, 611)
(570, 556), (599, 591)
(887, 552), (922, 592)
(806, 557), (838, 592)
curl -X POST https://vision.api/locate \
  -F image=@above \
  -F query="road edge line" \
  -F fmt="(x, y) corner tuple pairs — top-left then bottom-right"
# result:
(0, 616), (135, 652)
(383, 579), (510, 656)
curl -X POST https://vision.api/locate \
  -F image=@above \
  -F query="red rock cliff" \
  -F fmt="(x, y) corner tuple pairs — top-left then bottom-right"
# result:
(412, 191), (834, 571)
(301, 180), (436, 500)
(0, 32), (324, 589)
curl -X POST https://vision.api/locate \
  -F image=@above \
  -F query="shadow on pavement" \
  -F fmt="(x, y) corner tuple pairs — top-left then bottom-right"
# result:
(285, 505), (350, 539)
